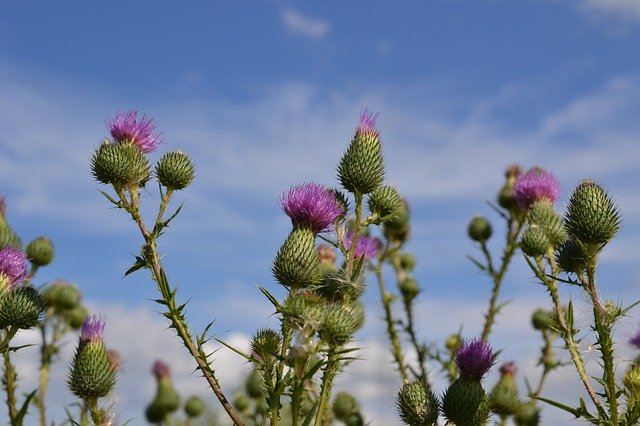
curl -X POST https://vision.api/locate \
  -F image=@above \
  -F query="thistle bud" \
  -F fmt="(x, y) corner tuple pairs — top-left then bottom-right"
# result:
(445, 334), (462, 353)
(531, 308), (557, 331)
(489, 362), (520, 416)
(337, 109), (385, 195)
(399, 252), (417, 271)
(624, 365), (640, 400)
(442, 377), (490, 426)
(251, 328), (281, 361)
(65, 304), (89, 329)
(333, 392), (363, 425)
(91, 141), (150, 187)
(0, 285), (45, 329)
(245, 367), (266, 399)
(155, 151), (195, 190)
(527, 200), (566, 247)
(319, 303), (364, 346)
(514, 400), (541, 426)
(68, 316), (116, 399)
(26, 236), (54, 268)
(520, 225), (551, 257)
(396, 382), (439, 426)
(316, 270), (364, 303)
(184, 395), (206, 418)
(383, 199), (411, 243)
(43, 281), (81, 311)
(233, 393), (251, 413)
(497, 165), (522, 211)
(398, 277), (420, 303)
(272, 227), (321, 289)
(565, 180), (620, 247)
(367, 185), (404, 223)
(555, 239), (587, 274)
(147, 360), (181, 416)
(279, 292), (326, 329)
(467, 216), (492, 242)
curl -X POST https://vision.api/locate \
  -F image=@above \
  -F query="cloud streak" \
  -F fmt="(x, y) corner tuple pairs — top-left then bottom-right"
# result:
(281, 8), (330, 39)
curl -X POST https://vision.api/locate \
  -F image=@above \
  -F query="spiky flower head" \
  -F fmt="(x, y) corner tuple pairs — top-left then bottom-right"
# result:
(455, 338), (496, 381)
(155, 150), (196, 190)
(367, 185), (404, 223)
(514, 400), (541, 426)
(344, 231), (382, 260)
(281, 183), (343, 233)
(531, 308), (557, 331)
(337, 108), (385, 195)
(273, 227), (322, 289)
(398, 277), (420, 303)
(90, 140), (151, 187)
(467, 215), (492, 242)
(152, 360), (171, 380)
(319, 302), (365, 346)
(527, 200), (566, 247)
(513, 167), (560, 210)
(0, 285), (45, 329)
(106, 110), (161, 154)
(0, 247), (28, 292)
(442, 377), (490, 426)
(184, 395), (206, 418)
(26, 236), (55, 268)
(333, 392), (362, 423)
(489, 362), (521, 417)
(396, 382), (439, 426)
(564, 180), (620, 247)
(81, 315), (105, 343)
(555, 239), (587, 274)
(520, 225), (551, 257)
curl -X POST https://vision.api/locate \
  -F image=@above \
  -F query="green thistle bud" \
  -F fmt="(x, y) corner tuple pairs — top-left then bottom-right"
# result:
(497, 165), (522, 212)
(624, 365), (640, 399)
(398, 277), (420, 303)
(184, 395), (206, 418)
(368, 186), (404, 223)
(514, 400), (541, 426)
(333, 391), (362, 423)
(396, 382), (439, 426)
(251, 328), (281, 361)
(145, 402), (165, 424)
(442, 377), (490, 426)
(319, 303), (364, 346)
(155, 151), (195, 190)
(565, 180), (620, 247)
(467, 216), (492, 242)
(26, 236), (54, 267)
(279, 292), (326, 329)
(43, 281), (81, 311)
(531, 308), (557, 331)
(527, 200), (566, 247)
(489, 362), (520, 416)
(273, 227), (321, 289)
(245, 367), (266, 399)
(65, 304), (89, 329)
(445, 334), (462, 353)
(520, 225), (551, 257)
(337, 110), (385, 195)
(399, 252), (417, 271)
(555, 239), (587, 274)
(91, 141), (150, 187)
(0, 286), (45, 329)
(384, 199), (411, 243)
(233, 393), (251, 413)
(149, 378), (181, 415)
(68, 321), (116, 399)
(316, 270), (364, 303)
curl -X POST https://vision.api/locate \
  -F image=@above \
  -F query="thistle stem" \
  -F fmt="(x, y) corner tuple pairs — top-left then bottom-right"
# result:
(314, 347), (340, 426)
(3, 350), (17, 424)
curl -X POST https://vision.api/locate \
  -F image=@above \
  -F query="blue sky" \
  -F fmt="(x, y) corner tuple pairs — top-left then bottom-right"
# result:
(1, 1), (640, 424)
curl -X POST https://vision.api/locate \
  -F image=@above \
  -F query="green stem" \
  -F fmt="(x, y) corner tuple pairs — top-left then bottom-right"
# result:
(373, 261), (408, 382)
(530, 330), (556, 398)
(3, 350), (17, 425)
(345, 193), (363, 279)
(314, 348), (340, 426)
(480, 219), (523, 341)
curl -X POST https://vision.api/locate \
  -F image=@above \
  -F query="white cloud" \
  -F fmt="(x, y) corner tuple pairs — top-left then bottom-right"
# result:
(281, 8), (330, 39)
(579, 0), (640, 25)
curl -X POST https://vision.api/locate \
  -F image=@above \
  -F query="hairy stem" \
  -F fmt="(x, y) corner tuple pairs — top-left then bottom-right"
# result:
(314, 347), (340, 426)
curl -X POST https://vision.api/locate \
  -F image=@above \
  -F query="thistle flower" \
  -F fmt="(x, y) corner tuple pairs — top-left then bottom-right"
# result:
(106, 110), (161, 154)
(344, 231), (382, 260)
(280, 183), (343, 233)
(0, 247), (28, 291)
(513, 167), (560, 210)
(152, 360), (171, 380)
(455, 338), (497, 381)
(81, 315), (105, 343)
(630, 329), (640, 349)
(358, 108), (379, 134)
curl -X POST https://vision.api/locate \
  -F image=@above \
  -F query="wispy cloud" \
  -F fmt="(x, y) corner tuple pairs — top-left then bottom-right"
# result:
(576, 0), (640, 33)
(281, 8), (330, 39)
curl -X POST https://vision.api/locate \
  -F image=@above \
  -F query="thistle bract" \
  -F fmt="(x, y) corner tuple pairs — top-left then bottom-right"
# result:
(520, 225), (551, 257)
(319, 303), (364, 346)
(273, 227), (322, 289)
(0, 285), (45, 329)
(26, 236), (54, 267)
(396, 382), (439, 426)
(555, 239), (587, 274)
(337, 109), (385, 195)
(527, 200), (566, 247)
(467, 215), (492, 242)
(442, 377), (490, 426)
(155, 150), (195, 190)
(91, 141), (151, 187)
(367, 185), (404, 222)
(565, 180), (620, 247)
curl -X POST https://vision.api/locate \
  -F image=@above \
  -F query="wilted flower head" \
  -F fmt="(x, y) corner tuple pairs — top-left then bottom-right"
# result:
(513, 167), (560, 210)
(106, 110), (161, 154)
(358, 107), (379, 134)
(80, 315), (105, 343)
(455, 338), (496, 381)
(0, 247), (28, 289)
(630, 329), (640, 349)
(280, 183), (343, 233)
(152, 360), (171, 380)
(345, 231), (382, 260)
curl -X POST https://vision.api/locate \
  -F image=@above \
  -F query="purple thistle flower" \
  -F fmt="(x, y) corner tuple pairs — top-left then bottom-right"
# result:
(0, 247), (28, 289)
(455, 338), (497, 381)
(80, 315), (105, 343)
(513, 167), (560, 210)
(152, 360), (171, 379)
(358, 107), (379, 134)
(499, 361), (517, 377)
(106, 110), (161, 154)
(630, 329), (640, 349)
(280, 183), (344, 233)
(345, 231), (382, 260)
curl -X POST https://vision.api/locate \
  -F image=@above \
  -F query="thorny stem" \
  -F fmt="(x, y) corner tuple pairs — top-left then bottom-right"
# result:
(39, 314), (67, 426)
(480, 218), (524, 341)
(116, 187), (245, 426)
(314, 347), (340, 426)
(3, 350), (16, 424)
(373, 260), (408, 383)
(531, 329), (556, 398)
(344, 192), (363, 279)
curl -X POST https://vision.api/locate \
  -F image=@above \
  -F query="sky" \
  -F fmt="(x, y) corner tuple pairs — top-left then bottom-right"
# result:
(1, 0), (640, 424)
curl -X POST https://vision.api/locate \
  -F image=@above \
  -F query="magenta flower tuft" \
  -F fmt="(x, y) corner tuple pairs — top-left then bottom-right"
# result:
(358, 107), (379, 134)
(513, 167), (560, 210)
(499, 361), (517, 377)
(0, 247), (28, 289)
(106, 110), (161, 154)
(80, 315), (105, 343)
(280, 183), (344, 233)
(630, 329), (640, 349)
(455, 338), (497, 381)
(345, 231), (382, 260)
(152, 359), (171, 379)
